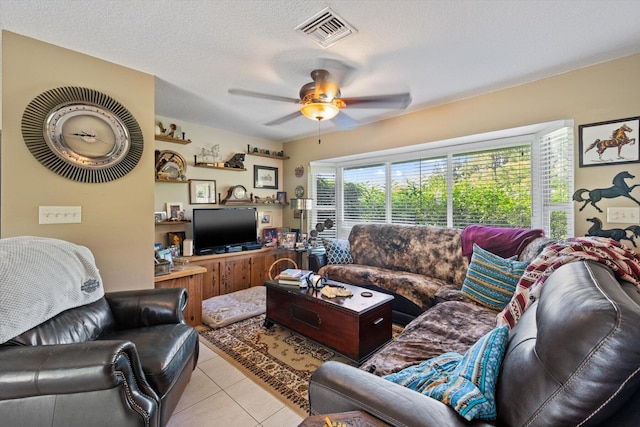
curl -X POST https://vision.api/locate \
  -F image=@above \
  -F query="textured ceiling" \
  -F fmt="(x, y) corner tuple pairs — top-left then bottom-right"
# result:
(2, 0), (640, 142)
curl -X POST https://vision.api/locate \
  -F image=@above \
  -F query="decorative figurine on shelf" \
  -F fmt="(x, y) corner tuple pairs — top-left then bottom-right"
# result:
(224, 153), (245, 169)
(156, 121), (177, 137)
(195, 144), (220, 165)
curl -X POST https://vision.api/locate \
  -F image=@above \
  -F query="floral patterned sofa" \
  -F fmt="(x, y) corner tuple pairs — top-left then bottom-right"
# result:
(313, 223), (549, 325)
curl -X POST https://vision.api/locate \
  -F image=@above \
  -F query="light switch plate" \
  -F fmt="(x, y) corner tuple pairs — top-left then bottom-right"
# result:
(606, 207), (640, 224)
(39, 206), (82, 224)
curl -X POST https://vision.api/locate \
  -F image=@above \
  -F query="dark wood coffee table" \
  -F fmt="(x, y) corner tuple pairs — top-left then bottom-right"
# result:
(298, 410), (391, 427)
(264, 280), (393, 363)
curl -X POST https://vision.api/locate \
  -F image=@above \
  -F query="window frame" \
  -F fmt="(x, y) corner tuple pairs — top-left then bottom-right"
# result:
(310, 121), (573, 239)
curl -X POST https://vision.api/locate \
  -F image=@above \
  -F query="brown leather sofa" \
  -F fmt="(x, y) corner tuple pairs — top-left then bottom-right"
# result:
(0, 288), (199, 427)
(309, 261), (640, 426)
(311, 224), (549, 325)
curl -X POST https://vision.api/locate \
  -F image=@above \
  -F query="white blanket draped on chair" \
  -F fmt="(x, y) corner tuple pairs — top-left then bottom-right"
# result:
(0, 236), (104, 343)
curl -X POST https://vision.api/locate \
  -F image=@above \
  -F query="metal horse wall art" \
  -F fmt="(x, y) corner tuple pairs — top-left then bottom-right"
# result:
(573, 171), (640, 212)
(585, 217), (640, 247)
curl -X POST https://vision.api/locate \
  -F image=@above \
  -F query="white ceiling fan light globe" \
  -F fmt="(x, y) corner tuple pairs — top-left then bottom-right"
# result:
(300, 102), (340, 121)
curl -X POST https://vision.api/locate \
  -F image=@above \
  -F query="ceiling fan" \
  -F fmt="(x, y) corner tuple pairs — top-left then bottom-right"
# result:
(228, 69), (411, 129)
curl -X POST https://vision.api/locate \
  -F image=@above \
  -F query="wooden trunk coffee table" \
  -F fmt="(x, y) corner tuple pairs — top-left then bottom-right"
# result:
(298, 410), (391, 427)
(264, 280), (393, 363)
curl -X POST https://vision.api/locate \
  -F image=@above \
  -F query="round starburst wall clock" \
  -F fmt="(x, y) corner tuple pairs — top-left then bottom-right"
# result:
(21, 86), (143, 183)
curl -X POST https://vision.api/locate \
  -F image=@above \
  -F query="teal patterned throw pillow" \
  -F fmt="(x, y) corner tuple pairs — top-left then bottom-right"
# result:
(385, 325), (510, 421)
(322, 238), (354, 265)
(461, 244), (529, 311)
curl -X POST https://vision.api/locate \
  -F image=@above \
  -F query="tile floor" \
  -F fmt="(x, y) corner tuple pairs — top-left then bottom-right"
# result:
(167, 338), (304, 427)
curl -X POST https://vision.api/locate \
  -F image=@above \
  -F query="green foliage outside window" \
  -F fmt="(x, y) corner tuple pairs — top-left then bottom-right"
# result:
(314, 128), (572, 239)
(344, 146), (534, 229)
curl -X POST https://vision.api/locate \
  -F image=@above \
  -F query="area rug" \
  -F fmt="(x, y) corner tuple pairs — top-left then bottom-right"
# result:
(198, 314), (403, 416)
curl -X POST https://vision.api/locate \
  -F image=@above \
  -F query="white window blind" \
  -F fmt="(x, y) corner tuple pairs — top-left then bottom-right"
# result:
(311, 122), (574, 238)
(391, 157), (448, 226)
(536, 126), (574, 238)
(343, 164), (386, 224)
(452, 145), (532, 228)
(310, 167), (337, 239)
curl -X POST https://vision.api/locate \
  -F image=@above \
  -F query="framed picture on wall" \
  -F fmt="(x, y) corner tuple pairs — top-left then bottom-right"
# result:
(276, 191), (287, 204)
(277, 227), (290, 246)
(259, 211), (273, 226)
(189, 179), (217, 204)
(165, 202), (183, 220)
(579, 116), (640, 167)
(283, 232), (297, 249)
(262, 227), (278, 242)
(254, 165), (278, 189)
(167, 231), (186, 253)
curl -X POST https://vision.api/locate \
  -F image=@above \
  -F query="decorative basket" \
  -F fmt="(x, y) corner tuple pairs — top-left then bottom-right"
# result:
(268, 257), (298, 280)
(154, 259), (171, 276)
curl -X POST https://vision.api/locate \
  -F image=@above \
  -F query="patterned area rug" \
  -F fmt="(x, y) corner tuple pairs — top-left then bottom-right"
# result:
(198, 314), (402, 416)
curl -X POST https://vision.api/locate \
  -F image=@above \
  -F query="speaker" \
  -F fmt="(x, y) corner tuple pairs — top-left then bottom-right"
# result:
(182, 239), (193, 256)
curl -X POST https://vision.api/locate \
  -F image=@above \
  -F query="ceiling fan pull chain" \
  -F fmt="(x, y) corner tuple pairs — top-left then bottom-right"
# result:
(318, 119), (322, 144)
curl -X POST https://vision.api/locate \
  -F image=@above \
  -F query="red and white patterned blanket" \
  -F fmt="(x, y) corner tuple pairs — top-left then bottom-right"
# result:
(496, 237), (640, 329)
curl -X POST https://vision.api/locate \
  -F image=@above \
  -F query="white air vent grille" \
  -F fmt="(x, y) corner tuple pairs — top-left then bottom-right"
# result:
(295, 7), (357, 48)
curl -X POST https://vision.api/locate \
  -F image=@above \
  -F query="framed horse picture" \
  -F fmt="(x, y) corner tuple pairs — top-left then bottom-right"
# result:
(579, 116), (639, 167)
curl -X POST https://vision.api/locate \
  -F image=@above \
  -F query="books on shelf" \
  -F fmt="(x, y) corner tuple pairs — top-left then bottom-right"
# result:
(276, 268), (313, 286)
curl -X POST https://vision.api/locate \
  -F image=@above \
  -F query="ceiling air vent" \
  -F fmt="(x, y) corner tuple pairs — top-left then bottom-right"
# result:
(295, 7), (357, 48)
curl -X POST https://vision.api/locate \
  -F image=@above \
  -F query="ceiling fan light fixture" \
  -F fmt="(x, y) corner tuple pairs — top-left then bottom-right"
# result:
(300, 102), (340, 121)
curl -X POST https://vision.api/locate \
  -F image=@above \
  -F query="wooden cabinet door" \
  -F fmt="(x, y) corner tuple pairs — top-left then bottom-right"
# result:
(155, 274), (203, 326)
(221, 255), (251, 294)
(251, 251), (272, 286)
(252, 249), (297, 285)
(191, 259), (220, 300)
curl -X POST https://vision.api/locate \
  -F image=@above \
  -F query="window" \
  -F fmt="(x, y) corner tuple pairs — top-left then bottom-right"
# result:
(391, 157), (448, 226)
(535, 126), (574, 238)
(343, 164), (386, 224)
(451, 145), (531, 228)
(311, 122), (573, 239)
(310, 168), (337, 239)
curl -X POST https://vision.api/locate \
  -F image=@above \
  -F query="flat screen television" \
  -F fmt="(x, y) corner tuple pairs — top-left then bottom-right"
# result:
(192, 207), (258, 254)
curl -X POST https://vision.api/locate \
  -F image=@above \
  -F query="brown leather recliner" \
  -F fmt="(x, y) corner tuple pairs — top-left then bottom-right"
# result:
(309, 261), (640, 426)
(0, 287), (199, 427)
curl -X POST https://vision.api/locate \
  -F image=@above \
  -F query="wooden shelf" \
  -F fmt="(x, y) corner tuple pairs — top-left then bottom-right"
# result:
(220, 202), (287, 207)
(155, 135), (192, 144)
(154, 265), (206, 282)
(194, 163), (246, 172)
(155, 178), (188, 183)
(247, 151), (289, 160)
(155, 220), (191, 225)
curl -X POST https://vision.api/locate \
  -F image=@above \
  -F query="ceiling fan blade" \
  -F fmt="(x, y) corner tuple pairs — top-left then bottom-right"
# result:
(332, 111), (359, 130)
(317, 58), (358, 87)
(340, 93), (412, 109)
(264, 111), (302, 126)
(228, 88), (300, 104)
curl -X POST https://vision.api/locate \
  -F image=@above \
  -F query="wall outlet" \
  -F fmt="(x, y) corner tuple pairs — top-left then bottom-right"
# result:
(606, 207), (640, 224)
(39, 206), (82, 224)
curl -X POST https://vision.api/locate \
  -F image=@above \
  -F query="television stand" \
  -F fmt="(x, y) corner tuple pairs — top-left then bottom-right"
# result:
(188, 247), (297, 304)
(196, 248), (214, 255)
(242, 242), (262, 251)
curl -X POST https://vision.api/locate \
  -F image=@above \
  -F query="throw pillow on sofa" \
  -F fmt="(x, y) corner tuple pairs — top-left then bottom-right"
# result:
(384, 325), (510, 421)
(461, 244), (529, 311)
(322, 238), (354, 265)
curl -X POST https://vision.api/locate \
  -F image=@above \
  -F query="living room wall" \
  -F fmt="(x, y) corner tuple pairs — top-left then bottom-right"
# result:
(1, 31), (156, 291)
(283, 53), (640, 244)
(153, 115), (284, 246)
